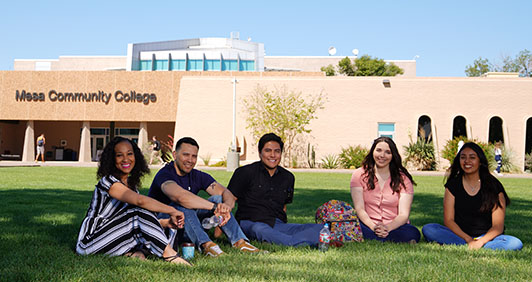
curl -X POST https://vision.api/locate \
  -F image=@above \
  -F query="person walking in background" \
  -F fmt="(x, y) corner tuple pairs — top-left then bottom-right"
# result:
(76, 137), (191, 266)
(422, 142), (522, 250)
(494, 141), (503, 176)
(35, 133), (46, 163)
(149, 136), (163, 165)
(350, 137), (420, 243)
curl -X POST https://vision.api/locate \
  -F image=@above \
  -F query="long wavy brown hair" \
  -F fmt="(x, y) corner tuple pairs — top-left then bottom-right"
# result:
(361, 137), (415, 193)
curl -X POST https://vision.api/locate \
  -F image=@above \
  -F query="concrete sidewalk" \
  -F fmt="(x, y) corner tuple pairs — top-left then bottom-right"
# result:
(1, 160), (531, 179)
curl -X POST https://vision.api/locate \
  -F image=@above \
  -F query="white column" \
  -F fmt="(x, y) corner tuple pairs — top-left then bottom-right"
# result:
(21, 120), (35, 162)
(78, 121), (92, 162)
(138, 122), (148, 152)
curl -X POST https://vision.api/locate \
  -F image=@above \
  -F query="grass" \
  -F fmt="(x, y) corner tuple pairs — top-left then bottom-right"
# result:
(1, 167), (531, 281)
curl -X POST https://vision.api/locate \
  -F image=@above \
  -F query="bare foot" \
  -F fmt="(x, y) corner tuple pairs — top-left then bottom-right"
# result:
(124, 250), (146, 260)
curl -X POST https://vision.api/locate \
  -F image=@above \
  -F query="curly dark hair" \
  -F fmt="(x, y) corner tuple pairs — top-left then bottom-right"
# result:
(361, 137), (415, 193)
(97, 137), (150, 190)
(446, 142), (510, 212)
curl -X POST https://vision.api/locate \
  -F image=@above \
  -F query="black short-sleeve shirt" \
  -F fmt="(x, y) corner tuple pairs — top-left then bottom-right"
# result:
(227, 161), (294, 227)
(446, 177), (503, 237)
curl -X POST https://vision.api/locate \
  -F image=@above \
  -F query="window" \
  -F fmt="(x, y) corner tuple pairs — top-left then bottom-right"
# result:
(140, 60), (152, 71)
(222, 60), (238, 71)
(171, 59), (186, 71)
(488, 116), (504, 143)
(90, 128), (109, 135)
(154, 60), (168, 71)
(526, 117), (532, 155)
(115, 128), (140, 135)
(187, 59), (203, 71)
(239, 60), (255, 71)
(204, 59), (221, 71)
(452, 116), (467, 138)
(378, 123), (395, 139)
(418, 115), (432, 142)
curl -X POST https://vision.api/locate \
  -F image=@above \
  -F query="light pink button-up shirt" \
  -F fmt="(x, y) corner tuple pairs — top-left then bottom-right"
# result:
(350, 168), (413, 225)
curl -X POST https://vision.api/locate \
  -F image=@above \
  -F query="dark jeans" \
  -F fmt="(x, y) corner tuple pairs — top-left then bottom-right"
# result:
(360, 221), (420, 243)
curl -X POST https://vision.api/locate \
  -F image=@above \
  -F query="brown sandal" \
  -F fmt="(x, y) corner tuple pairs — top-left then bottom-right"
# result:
(163, 254), (193, 266)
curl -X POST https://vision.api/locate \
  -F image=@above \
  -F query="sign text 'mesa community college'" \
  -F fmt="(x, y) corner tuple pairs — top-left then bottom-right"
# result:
(15, 90), (157, 105)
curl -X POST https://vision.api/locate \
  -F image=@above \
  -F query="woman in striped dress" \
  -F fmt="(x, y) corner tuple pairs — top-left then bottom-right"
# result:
(76, 137), (190, 265)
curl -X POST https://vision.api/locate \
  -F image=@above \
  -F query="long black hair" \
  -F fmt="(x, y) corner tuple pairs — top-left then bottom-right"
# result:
(445, 142), (510, 212)
(97, 137), (150, 190)
(361, 137), (415, 193)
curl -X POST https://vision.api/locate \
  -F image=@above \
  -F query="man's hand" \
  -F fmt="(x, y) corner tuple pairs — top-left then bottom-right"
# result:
(214, 203), (231, 226)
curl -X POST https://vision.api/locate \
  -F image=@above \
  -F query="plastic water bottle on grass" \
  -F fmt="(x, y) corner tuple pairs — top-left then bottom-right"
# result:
(319, 223), (331, 252)
(202, 215), (223, 229)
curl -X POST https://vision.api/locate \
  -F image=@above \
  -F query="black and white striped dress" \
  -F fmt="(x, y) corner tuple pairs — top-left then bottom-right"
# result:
(76, 175), (169, 257)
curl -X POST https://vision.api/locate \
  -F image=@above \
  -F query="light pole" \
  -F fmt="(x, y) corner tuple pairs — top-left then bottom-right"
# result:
(227, 77), (239, 171)
(231, 77), (237, 152)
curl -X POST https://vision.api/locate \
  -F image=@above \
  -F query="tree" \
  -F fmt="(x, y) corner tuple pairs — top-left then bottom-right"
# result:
(465, 57), (491, 77)
(514, 49), (532, 77)
(353, 55), (404, 76)
(337, 57), (355, 76)
(322, 55), (403, 77)
(465, 50), (532, 77)
(242, 85), (326, 167)
(320, 64), (336, 76)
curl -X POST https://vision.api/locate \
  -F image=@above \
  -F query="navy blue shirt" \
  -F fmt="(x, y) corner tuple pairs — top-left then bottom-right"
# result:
(228, 161), (294, 227)
(148, 161), (216, 206)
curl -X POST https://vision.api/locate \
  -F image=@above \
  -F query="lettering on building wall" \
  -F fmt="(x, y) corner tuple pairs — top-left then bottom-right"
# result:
(15, 90), (157, 105)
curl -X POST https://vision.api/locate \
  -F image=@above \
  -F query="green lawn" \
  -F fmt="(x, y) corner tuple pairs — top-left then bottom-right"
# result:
(1, 167), (531, 281)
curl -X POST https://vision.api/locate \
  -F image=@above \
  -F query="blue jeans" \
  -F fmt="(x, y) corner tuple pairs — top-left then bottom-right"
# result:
(422, 223), (523, 251)
(161, 195), (248, 249)
(360, 221), (421, 243)
(240, 218), (323, 246)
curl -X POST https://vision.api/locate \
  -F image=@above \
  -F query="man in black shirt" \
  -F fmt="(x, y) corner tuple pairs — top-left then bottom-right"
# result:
(228, 133), (323, 246)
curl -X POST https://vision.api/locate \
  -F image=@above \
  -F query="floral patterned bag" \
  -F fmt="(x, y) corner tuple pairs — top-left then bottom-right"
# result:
(315, 200), (363, 242)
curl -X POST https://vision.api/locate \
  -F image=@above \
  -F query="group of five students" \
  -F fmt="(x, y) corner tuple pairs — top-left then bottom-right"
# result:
(76, 133), (522, 267)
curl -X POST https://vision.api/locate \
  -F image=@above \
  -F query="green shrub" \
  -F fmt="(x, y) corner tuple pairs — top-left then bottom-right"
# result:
(210, 157), (227, 167)
(403, 137), (437, 171)
(525, 153), (532, 173)
(441, 137), (495, 170)
(500, 147), (521, 173)
(338, 145), (368, 169)
(201, 153), (212, 166)
(321, 154), (340, 169)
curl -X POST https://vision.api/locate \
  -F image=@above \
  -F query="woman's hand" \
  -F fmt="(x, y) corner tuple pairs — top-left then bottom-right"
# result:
(374, 223), (389, 238)
(468, 239), (484, 250)
(168, 209), (185, 229)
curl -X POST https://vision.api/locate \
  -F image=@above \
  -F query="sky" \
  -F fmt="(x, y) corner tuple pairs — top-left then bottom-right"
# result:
(1, 0), (531, 77)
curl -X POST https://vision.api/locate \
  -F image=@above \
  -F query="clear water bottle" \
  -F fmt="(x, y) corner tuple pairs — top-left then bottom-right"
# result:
(318, 223), (331, 252)
(201, 215), (223, 229)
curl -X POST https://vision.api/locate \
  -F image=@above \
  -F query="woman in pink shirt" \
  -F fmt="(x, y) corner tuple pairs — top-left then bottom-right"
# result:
(350, 137), (420, 243)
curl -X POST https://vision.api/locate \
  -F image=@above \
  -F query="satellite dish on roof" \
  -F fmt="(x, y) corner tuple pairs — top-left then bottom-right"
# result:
(352, 49), (359, 56)
(328, 46), (337, 56)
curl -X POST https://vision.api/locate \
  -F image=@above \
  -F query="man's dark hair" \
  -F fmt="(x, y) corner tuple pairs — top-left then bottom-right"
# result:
(258, 133), (284, 152)
(175, 137), (199, 151)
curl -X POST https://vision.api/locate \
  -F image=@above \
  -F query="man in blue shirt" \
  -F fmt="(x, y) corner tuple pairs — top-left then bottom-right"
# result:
(149, 137), (260, 257)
